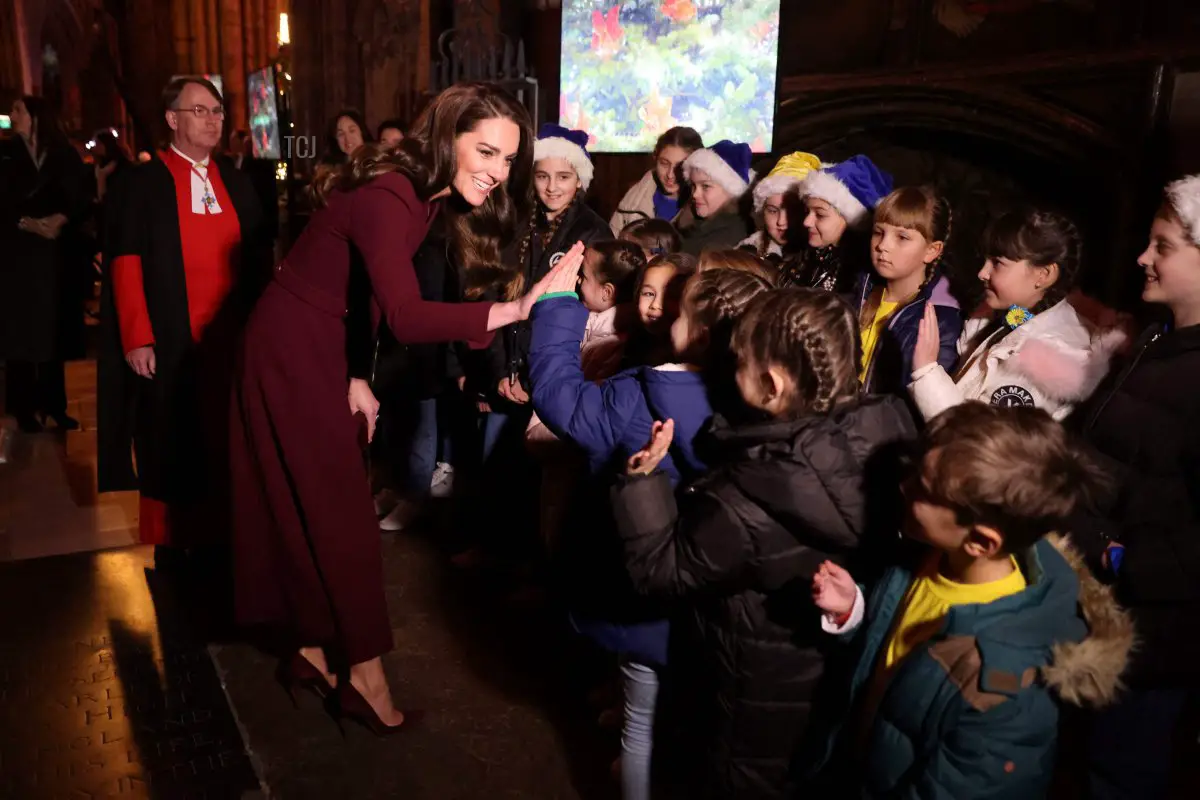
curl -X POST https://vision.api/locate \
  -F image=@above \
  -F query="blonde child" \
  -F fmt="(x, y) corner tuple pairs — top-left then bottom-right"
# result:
(853, 186), (963, 395)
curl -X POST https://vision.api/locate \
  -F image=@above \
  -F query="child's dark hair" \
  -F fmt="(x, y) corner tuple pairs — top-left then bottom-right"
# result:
(620, 218), (682, 257)
(921, 402), (1110, 553)
(654, 126), (704, 158)
(699, 249), (778, 284)
(683, 269), (772, 367)
(982, 207), (1082, 313)
(590, 240), (647, 304)
(732, 288), (861, 417)
(641, 251), (698, 287)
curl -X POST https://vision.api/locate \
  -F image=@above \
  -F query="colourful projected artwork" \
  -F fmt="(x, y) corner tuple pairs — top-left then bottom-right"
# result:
(247, 66), (281, 159)
(560, 0), (781, 153)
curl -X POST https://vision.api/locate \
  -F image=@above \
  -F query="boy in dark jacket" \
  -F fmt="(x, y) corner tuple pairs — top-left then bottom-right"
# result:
(812, 402), (1133, 799)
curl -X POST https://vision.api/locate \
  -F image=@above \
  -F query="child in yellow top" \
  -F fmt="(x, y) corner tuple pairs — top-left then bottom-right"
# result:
(852, 186), (962, 390)
(809, 402), (1133, 799)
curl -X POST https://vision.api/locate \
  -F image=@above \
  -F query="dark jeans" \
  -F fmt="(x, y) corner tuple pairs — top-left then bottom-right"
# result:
(1088, 688), (1190, 799)
(5, 359), (66, 420)
(403, 395), (454, 497)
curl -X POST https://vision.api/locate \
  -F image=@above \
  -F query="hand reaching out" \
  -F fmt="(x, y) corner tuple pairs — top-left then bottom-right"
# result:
(811, 561), (857, 618)
(626, 419), (675, 476)
(525, 240), (585, 308)
(912, 301), (940, 373)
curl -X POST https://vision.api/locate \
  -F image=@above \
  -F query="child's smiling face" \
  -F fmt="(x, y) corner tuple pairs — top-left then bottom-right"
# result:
(638, 265), (680, 333)
(803, 197), (847, 248)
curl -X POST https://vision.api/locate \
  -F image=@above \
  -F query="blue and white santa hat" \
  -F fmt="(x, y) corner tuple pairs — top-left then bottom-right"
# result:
(534, 123), (594, 191)
(683, 140), (755, 198)
(799, 154), (894, 227)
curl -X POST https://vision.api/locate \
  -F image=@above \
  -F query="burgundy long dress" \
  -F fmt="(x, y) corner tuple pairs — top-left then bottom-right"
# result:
(230, 172), (493, 664)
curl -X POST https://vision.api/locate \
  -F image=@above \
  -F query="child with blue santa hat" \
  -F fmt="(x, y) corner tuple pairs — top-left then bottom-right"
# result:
(779, 154), (893, 294)
(676, 139), (757, 255)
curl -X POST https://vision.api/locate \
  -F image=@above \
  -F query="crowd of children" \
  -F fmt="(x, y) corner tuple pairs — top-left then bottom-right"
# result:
(369, 121), (1199, 799)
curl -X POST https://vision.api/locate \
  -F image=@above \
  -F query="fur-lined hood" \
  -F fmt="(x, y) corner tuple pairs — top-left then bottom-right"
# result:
(1041, 534), (1135, 707)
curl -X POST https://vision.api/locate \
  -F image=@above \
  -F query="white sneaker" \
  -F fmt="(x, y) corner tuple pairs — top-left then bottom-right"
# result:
(374, 489), (399, 517)
(379, 498), (421, 531)
(429, 462), (455, 498)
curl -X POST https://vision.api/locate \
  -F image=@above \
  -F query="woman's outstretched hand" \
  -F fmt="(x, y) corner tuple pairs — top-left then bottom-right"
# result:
(518, 241), (585, 319)
(811, 561), (857, 618)
(626, 419), (675, 476)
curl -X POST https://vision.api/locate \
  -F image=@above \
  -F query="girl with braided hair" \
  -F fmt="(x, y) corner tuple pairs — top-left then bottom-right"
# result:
(853, 186), (963, 396)
(479, 123), (612, 459)
(910, 206), (1126, 422)
(615, 287), (916, 799)
(530, 251), (771, 800)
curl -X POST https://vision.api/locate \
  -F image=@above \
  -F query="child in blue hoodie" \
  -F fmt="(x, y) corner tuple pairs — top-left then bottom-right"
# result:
(529, 249), (771, 800)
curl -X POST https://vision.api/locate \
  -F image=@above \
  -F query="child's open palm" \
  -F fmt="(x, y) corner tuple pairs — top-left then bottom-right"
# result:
(812, 561), (857, 618)
(912, 301), (941, 372)
(626, 419), (674, 476)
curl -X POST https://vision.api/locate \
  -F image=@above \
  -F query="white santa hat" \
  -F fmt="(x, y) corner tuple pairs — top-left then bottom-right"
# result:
(534, 123), (594, 191)
(683, 140), (756, 199)
(1166, 174), (1200, 247)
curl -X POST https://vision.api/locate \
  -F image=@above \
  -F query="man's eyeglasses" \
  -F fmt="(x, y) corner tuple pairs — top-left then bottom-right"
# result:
(172, 105), (226, 120)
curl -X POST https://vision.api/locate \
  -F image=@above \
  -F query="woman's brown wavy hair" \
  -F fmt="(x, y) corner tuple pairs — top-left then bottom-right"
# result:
(309, 83), (535, 297)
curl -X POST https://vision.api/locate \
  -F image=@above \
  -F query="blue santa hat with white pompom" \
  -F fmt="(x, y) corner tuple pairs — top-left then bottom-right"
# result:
(683, 140), (756, 198)
(534, 123), (594, 191)
(799, 154), (894, 227)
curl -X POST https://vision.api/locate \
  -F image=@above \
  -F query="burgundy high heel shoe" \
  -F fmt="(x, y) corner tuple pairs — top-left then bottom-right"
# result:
(276, 652), (335, 706)
(326, 682), (423, 737)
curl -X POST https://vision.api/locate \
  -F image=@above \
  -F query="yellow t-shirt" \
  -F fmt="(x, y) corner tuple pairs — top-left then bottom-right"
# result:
(860, 297), (900, 382)
(883, 555), (1027, 671)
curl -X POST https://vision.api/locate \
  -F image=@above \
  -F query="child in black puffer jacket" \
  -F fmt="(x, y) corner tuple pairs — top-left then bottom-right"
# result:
(612, 288), (916, 800)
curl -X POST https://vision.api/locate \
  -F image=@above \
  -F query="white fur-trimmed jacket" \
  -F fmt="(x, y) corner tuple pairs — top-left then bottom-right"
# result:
(908, 298), (1127, 422)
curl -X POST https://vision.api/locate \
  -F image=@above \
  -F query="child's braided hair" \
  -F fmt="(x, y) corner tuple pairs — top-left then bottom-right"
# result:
(733, 287), (861, 417)
(509, 193), (581, 299)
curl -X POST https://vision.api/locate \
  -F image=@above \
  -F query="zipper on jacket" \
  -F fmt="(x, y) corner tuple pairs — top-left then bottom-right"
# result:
(1083, 329), (1161, 433)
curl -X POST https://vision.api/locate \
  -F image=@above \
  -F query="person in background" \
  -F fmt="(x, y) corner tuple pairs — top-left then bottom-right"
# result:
(0, 95), (88, 433)
(618, 217), (681, 262)
(613, 287), (916, 800)
(740, 151), (822, 263)
(321, 109), (372, 166)
(852, 185), (962, 397)
(909, 207), (1125, 422)
(811, 402), (1131, 799)
(676, 140), (756, 256)
(779, 154), (892, 294)
(610, 126), (704, 235)
(377, 118), (405, 149)
(98, 76), (265, 559)
(1072, 174), (1200, 800)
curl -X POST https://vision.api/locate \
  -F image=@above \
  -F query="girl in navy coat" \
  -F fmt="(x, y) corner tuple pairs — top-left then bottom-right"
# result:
(530, 252), (771, 800)
(853, 185), (963, 397)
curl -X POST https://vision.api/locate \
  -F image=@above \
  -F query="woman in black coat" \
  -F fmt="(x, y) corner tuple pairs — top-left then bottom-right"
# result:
(0, 96), (86, 431)
(1071, 177), (1200, 800)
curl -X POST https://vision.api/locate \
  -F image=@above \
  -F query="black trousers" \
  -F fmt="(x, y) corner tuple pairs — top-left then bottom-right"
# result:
(4, 359), (66, 420)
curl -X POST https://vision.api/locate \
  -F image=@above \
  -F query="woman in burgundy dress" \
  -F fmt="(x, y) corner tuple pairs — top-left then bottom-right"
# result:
(230, 83), (578, 734)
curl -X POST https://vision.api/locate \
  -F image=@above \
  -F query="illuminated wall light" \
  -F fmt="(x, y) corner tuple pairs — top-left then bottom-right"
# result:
(278, 13), (290, 46)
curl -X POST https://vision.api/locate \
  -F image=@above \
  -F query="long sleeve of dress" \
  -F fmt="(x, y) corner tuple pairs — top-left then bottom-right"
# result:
(348, 174), (494, 349)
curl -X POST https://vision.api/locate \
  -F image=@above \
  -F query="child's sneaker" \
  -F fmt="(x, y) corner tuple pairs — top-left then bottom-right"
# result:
(379, 498), (421, 531)
(429, 462), (455, 498)
(373, 488), (398, 517)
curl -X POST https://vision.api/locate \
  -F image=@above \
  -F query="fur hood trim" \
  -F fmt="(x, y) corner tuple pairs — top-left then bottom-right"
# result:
(1009, 326), (1129, 402)
(1042, 534), (1135, 707)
